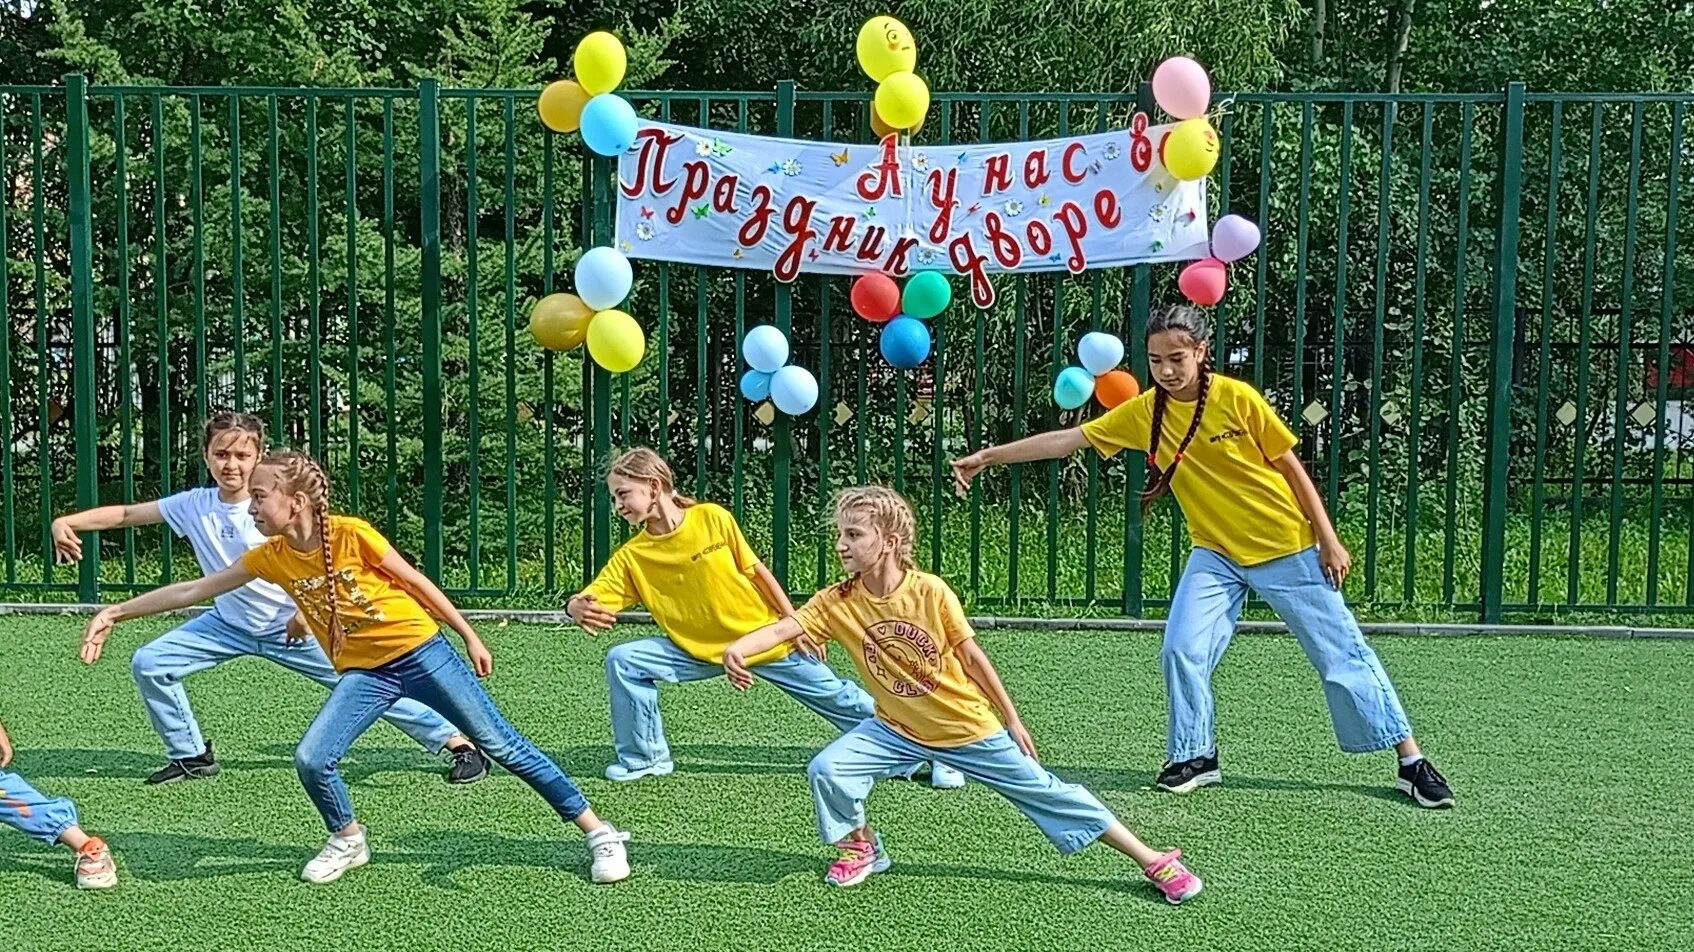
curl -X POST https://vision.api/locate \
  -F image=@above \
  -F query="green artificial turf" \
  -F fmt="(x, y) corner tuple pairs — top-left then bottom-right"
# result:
(0, 615), (1689, 951)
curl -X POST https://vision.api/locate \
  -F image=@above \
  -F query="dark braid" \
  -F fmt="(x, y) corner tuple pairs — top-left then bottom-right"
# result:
(1140, 305), (1215, 514)
(261, 449), (345, 658)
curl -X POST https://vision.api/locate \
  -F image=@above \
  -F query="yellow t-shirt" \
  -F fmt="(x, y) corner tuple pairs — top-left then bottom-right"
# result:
(581, 502), (789, 665)
(241, 516), (437, 671)
(793, 570), (1001, 748)
(1080, 374), (1316, 566)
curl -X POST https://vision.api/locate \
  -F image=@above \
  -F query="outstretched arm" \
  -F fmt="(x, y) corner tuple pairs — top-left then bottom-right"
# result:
(951, 428), (1090, 496)
(82, 563), (256, 664)
(52, 501), (165, 563)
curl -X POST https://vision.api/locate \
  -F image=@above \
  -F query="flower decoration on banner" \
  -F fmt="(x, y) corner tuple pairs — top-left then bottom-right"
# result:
(740, 325), (818, 416)
(1054, 331), (1142, 411)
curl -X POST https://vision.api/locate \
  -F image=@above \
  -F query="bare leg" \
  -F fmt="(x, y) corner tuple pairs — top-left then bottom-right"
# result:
(1097, 819), (1168, 868)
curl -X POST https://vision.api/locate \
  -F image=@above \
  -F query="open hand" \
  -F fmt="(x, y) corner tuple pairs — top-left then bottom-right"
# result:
(51, 518), (83, 564)
(568, 594), (617, 633)
(81, 608), (118, 665)
(722, 647), (755, 690)
(950, 452), (990, 498)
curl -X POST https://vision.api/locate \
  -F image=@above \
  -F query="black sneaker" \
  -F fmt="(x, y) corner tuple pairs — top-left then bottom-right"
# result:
(145, 741), (220, 785)
(1154, 753), (1221, 794)
(1396, 758), (1454, 809)
(447, 744), (491, 784)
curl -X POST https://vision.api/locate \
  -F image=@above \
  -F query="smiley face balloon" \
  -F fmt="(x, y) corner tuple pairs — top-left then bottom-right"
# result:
(1161, 117), (1220, 181)
(856, 16), (917, 82)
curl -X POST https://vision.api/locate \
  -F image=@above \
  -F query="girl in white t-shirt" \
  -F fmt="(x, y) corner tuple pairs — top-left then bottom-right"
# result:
(52, 412), (489, 785)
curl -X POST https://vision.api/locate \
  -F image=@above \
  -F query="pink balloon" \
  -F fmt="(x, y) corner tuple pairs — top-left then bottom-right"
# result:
(1152, 57), (1212, 121)
(1178, 257), (1228, 306)
(1211, 214), (1262, 263)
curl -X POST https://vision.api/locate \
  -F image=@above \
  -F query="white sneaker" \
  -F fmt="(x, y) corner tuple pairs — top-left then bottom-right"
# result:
(586, 825), (631, 884)
(604, 760), (675, 782)
(930, 762), (966, 789)
(301, 828), (370, 884)
(74, 838), (117, 889)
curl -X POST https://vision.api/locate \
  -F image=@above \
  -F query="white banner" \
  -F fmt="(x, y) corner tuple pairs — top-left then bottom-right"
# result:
(615, 118), (1210, 308)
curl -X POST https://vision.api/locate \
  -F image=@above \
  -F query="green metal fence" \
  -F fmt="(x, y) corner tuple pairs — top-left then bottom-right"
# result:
(3, 76), (1691, 620)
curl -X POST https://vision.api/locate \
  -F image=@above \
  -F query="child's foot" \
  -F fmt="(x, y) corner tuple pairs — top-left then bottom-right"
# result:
(301, 827), (370, 884)
(446, 744), (491, 784)
(145, 740), (220, 785)
(587, 825), (632, 884)
(824, 833), (889, 887)
(604, 760), (675, 782)
(1144, 849), (1203, 904)
(74, 837), (117, 890)
(929, 762), (966, 789)
(1396, 757), (1454, 809)
(1154, 753), (1220, 794)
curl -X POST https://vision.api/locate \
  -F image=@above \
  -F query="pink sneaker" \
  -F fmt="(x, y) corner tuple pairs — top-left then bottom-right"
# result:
(823, 835), (888, 887)
(1144, 849), (1202, 904)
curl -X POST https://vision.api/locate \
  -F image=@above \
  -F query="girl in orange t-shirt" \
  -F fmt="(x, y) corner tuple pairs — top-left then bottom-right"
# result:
(82, 449), (631, 886)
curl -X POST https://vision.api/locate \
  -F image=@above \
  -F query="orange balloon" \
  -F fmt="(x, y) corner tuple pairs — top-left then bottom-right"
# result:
(1094, 369), (1142, 409)
(869, 104), (923, 140)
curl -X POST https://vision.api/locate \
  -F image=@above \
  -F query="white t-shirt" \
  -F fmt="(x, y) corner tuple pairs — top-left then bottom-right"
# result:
(156, 487), (295, 634)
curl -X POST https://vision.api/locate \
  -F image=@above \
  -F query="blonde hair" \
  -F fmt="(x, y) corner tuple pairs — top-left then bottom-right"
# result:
(606, 447), (697, 507)
(833, 485), (917, 592)
(257, 449), (345, 659)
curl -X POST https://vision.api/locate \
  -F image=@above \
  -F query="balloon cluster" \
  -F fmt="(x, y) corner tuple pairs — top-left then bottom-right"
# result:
(856, 17), (928, 140)
(1053, 332), (1142, 411)
(1148, 56), (1265, 308)
(530, 32), (650, 373)
(849, 271), (952, 370)
(740, 326), (819, 416)
(538, 32), (638, 157)
(527, 248), (645, 373)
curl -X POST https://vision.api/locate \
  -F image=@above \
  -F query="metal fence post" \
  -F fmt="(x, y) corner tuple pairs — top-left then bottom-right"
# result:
(1121, 81), (1155, 617)
(1481, 82), (1526, 623)
(65, 73), (100, 602)
(419, 78), (445, 581)
(771, 80), (796, 588)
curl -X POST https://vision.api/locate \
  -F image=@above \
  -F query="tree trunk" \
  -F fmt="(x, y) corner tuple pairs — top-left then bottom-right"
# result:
(1310, 0), (1327, 65)
(1385, 0), (1418, 93)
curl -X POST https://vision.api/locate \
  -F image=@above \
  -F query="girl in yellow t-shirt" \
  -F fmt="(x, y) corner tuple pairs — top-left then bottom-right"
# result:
(566, 449), (961, 789)
(952, 304), (1453, 810)
(81, 450), (632, 886)
(723, 487), (1202, 903)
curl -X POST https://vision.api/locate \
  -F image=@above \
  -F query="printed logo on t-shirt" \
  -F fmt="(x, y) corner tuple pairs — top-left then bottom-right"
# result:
(862, 619), (940, 697)
(1209, 427), (1248, 443)
(288, 569), (386, 635)
(691, 541), (727, 562)
(220, 525), (240, 541)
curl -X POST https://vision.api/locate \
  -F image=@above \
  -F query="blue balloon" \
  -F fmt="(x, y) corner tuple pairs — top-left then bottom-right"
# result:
(742, 325), (790, 373)
(879, 316), (931, 369)
(740, 369), (773, 402)
(770, 365), (819, 415)
(580, 94), (638, 157)
(1053, 366), (1096, 410)
(574, 246), (632, 310)
(1077, 331), (1125, 376)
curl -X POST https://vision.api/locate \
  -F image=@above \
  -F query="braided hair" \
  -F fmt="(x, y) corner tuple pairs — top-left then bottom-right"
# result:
(1140, 305), (1215, 514)
(258, 449), (345, 658)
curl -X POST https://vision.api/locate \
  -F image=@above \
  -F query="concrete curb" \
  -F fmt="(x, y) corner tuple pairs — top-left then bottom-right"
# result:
(5, 603), (1692, 639)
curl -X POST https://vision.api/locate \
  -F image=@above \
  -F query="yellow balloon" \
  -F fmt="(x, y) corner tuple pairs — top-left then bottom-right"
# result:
(874, 72), (929, 132)
(869, 103), (923, 140)
(537, 80), (591, 134)
(586, 309), (645, 373)
(573, 31), (627, 95)
(856, 16), (917, 82)
(1162, 117), (1220, 181)
(528, 293), (594, 351)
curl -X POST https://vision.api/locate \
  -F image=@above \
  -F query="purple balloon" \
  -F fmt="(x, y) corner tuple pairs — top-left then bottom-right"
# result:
(1211, 214), (1262, 263)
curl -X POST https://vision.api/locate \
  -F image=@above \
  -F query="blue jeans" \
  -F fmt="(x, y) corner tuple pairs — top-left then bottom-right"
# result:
(295, 635), (589, 831)
(807, 719), (1114, 853)
(132, 611), (460, 759)
(1164, 546), (1414, 761)
(605, 637), (874, 770)
(0, 769), (81, 845)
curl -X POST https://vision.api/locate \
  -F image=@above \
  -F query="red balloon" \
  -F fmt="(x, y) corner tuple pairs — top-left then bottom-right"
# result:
(1178, 257), (1228, 306)
(850, 273), (902, 322)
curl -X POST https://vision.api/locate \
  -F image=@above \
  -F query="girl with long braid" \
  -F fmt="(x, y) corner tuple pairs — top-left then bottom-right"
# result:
(951, 305), (1453, 809)
(82, 449), (633, 884)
